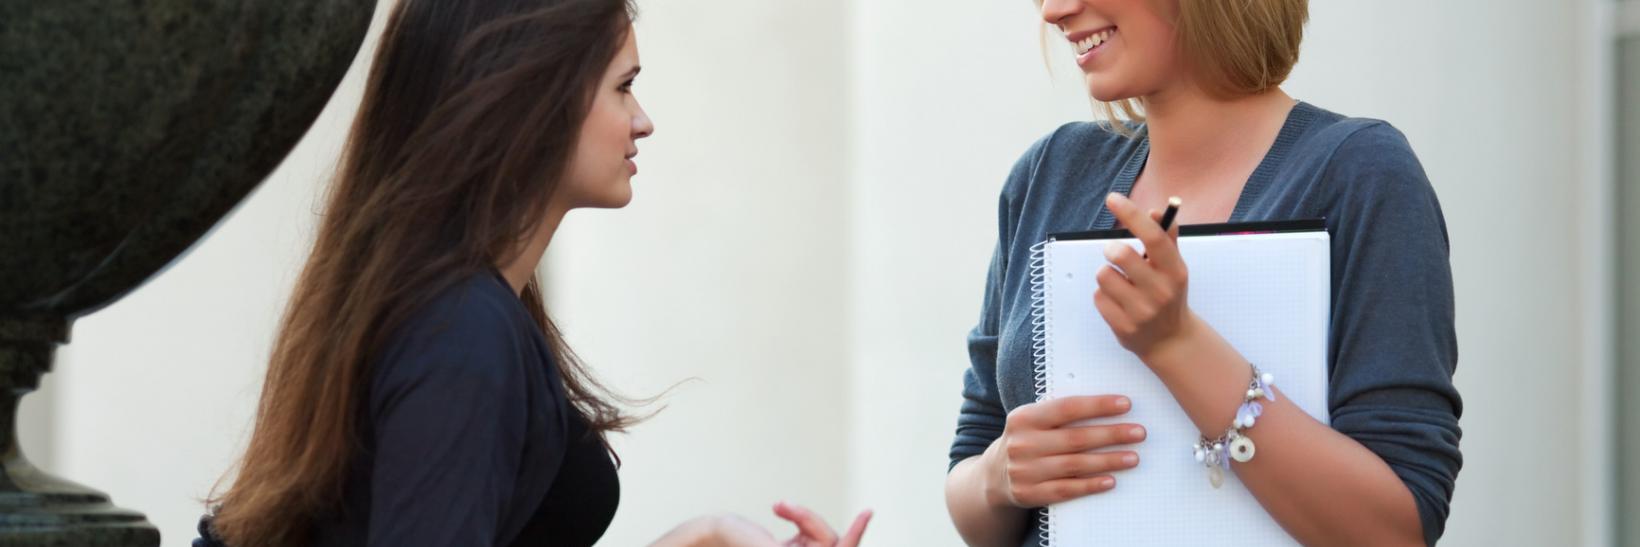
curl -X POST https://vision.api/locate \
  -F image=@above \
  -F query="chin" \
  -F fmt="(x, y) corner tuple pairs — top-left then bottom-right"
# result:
(1082, 74), (1140, 104)
(597, 184), (634, 209)
(566, 176), (633, 210)
(1085, 83), (1130, 104)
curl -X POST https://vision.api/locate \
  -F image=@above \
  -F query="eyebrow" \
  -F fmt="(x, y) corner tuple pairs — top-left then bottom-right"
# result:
(621, 65), (641, 79)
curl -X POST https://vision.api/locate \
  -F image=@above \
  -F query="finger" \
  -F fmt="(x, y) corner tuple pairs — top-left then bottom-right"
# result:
(1039, 423), (1147, 454)
(773, 501), (837, 544)
(1103, 241), (1169, 299)
(1008, 395), (1132, 431)
(1016, 451), (1140, 483)
(1020, 476), (1119, 506)
(1095, 265), (1151, 319)
(837, 510), (873, 547)
(1105, 193), (1184, 271)
(1092, 287), (1137, 338)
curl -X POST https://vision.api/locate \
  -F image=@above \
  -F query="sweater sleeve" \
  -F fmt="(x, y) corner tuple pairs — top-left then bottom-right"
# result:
(949, 132), (1050, 470)
(1322, 122), (1464, 546)
(365, 289), (566, 546)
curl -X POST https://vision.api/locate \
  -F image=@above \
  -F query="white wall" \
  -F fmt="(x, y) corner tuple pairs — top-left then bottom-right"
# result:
(544, 0), (853, 543)
(22, 0), (1613, 546)
(841, 2), (1085, 545)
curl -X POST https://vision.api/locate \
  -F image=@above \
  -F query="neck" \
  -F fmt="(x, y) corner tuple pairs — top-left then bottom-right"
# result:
(1141, 84), (1295, 184)
(499, 200), (570, 296)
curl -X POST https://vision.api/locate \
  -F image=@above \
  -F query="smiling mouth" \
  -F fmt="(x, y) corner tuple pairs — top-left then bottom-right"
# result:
(1068, 27), (1116, 56)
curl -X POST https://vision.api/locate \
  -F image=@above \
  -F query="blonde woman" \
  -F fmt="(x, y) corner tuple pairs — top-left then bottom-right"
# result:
(944, 1), (1461, 545)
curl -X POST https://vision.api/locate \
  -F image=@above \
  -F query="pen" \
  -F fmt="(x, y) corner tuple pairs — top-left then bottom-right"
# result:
(1158, 196), (1181, 232)
(1144, 196), (1181, 259)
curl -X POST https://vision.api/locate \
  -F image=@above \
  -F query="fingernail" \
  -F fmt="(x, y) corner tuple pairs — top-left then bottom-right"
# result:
(1130, 426), (1146, 440)
(1101, 477), (1116, 488)
(1115, 397), (1130, 410)
(1122, 454), (1138, 466)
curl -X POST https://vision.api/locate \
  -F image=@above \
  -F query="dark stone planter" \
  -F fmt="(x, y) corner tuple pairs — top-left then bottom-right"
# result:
(0, 2), (376, 544)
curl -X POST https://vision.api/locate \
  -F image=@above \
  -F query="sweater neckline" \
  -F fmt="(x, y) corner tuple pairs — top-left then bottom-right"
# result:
(1091, 100), (1318, 230)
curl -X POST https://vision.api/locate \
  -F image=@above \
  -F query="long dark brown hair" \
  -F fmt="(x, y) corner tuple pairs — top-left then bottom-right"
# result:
(209, 0), (638, 544)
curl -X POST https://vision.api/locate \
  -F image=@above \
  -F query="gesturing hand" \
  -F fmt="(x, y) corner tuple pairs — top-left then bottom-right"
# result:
(1094, 192), (1201, 362)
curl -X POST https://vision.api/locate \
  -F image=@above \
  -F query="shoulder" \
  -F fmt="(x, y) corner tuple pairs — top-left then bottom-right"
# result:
(1037, 120), (1138, 159)
(1002, 121), (1141, 199)
(374, 270), (538, 392)
(1294, 104), (1430, 195)
(410, 271), (527, 337)
(1289, 104), (1449, 246)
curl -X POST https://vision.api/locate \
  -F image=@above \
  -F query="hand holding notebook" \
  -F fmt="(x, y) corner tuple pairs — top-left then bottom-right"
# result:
(981, 394), (1146, 510)
(1030, 193), (1331, 546)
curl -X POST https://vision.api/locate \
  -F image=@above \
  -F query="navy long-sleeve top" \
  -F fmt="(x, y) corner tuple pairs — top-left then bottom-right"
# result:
(198, 269), (618, 546)
(948, 101), (1463, 546)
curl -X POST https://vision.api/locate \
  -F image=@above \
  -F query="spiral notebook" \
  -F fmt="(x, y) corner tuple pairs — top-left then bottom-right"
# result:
(1031, 219), (1332, 546)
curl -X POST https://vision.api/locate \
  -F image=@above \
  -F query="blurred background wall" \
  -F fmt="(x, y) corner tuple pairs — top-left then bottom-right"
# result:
(17, 0), (1632, 545)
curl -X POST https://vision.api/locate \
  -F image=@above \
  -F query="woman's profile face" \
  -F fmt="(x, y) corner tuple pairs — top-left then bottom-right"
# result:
(563, 25), (653, 209)
(1040, 0), (1183, 102)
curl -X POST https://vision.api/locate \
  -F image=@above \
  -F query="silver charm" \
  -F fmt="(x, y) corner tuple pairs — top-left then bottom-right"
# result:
(1208, 465), (1224, 489)
(1230, 436), (1256, 463)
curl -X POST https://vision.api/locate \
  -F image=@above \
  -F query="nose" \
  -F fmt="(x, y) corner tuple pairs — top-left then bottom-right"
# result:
(631, 103), (654, 140)
(1039, 0), (1080, 29)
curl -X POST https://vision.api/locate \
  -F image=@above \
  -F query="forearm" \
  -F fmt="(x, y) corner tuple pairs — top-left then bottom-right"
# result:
(1145, 317), (1423, 546)
(946, 448), (1030, 547)
(649, 517), (714, 547)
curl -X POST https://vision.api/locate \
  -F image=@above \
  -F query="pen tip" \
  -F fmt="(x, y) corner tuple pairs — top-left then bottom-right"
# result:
(1167, 196), (1182, 207)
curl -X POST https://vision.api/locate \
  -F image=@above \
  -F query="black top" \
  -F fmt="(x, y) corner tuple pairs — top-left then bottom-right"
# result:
(197, 269), (619, 546)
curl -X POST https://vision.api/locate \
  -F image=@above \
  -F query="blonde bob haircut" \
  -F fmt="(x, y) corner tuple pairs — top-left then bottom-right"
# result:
(1045, 0), (1308, 131)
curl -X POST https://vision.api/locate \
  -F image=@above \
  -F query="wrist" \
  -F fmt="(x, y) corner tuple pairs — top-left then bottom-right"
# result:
(667, 516), (720, 547)
(1139, 313), (1220, 377)
(979, 440), (1011, 510)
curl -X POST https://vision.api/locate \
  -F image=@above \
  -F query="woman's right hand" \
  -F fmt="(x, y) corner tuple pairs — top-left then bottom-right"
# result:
(657, 502), (871, 547)
(708, 503), (871, 547)
(982, 394), (1146, 509)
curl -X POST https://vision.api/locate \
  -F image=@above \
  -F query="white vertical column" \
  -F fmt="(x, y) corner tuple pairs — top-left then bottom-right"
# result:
(842, 1), (1088, 545)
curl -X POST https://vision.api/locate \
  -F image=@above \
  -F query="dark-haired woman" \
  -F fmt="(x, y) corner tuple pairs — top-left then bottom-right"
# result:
(194, 1), (869, 546)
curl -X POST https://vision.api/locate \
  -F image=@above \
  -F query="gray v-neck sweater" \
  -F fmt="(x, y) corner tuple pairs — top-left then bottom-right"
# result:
(949, 102), (1463, 546)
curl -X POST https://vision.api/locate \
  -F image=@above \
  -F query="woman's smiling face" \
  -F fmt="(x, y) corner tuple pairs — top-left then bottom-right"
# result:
(1040, 0), (1186, 102)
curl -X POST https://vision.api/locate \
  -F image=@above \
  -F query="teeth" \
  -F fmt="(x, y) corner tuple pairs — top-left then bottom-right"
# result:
(1072, 29), (1114, 55)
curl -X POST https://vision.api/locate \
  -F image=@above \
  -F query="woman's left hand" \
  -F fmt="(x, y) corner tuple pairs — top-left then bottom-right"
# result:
(1093, 193), (1202, 364)
(772, 501), (872, 547)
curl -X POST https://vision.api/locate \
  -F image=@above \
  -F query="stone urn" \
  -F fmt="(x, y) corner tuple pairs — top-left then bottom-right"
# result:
(0, 2), (376, 544)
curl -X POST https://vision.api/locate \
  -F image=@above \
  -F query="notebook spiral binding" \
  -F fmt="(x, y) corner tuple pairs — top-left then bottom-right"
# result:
(1029, 239), (1053, 402)
(1027, 238), (1054, 547)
